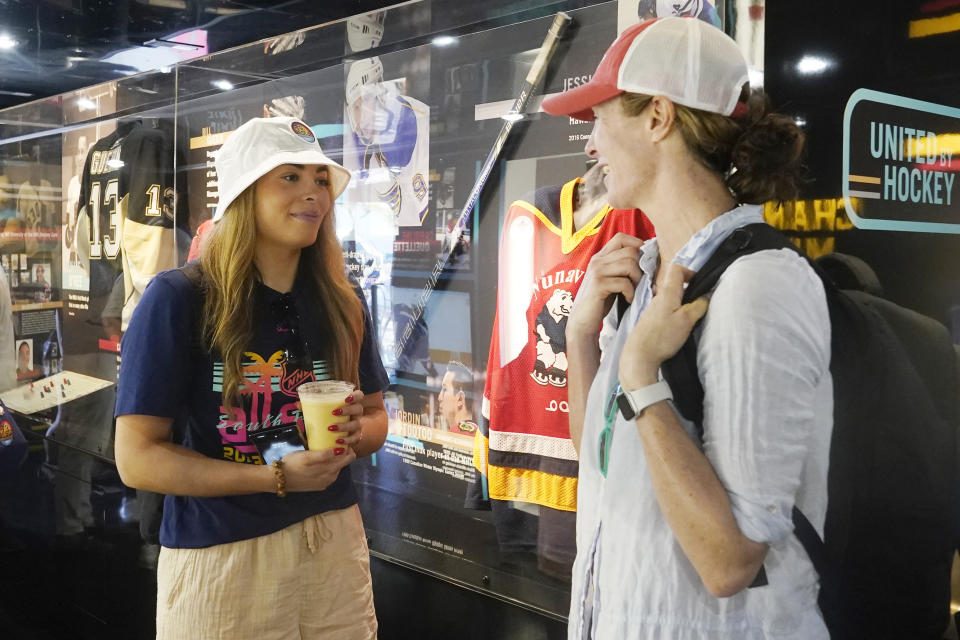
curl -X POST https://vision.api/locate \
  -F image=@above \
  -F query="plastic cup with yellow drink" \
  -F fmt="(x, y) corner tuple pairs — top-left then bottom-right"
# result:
(297, 380), (356, 450)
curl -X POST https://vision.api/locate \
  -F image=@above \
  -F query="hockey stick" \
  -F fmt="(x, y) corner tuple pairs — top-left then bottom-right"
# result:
(394, 10), (573, 360)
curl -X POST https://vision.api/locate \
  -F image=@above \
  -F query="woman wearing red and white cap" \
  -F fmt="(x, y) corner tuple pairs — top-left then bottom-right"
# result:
(115, 117), (388, 639)
(544, 17), (829, 639)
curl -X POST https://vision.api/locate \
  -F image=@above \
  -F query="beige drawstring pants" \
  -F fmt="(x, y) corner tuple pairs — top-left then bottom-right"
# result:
(155, 505), (377, 639)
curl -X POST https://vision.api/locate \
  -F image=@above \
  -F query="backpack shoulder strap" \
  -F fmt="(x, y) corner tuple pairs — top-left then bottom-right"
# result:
(680, 223), (800, 303)
(661, 224), (834, 590)
(663, 223), (799, 426)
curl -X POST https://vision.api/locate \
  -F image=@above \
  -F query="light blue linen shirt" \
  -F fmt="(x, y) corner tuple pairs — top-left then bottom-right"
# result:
(570, 204), (833, 639)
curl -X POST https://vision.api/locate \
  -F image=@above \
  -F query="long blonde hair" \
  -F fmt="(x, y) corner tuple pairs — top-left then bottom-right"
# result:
(200, 183), (363, 414)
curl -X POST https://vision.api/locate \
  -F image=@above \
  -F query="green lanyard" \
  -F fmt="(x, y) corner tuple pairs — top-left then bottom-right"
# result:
(598, 380), (622, 478)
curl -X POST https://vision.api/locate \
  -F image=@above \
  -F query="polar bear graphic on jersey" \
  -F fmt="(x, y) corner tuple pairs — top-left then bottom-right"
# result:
(531, 288), (572, 388)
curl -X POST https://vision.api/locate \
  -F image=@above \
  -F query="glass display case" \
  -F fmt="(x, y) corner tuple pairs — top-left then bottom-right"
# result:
(0, 0), (732, 620)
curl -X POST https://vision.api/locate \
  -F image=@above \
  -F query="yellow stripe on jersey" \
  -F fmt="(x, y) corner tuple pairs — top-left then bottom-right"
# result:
(508, 179), (613, 255)
(559, 178), (611, 255)
(399, 100), (428, 118)
(509, 199), (562, 236)
(474, 427), (578, 511)
(473, 428), (489, 476)
(487, 464), (578, 512)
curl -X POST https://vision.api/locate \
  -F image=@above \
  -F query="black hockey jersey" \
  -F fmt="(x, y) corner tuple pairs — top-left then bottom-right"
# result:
(68, 119), (188, 364)
(75, 119), (188, 326)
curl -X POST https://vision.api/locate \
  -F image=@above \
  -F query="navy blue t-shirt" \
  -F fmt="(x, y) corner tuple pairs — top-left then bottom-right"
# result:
(116, 267), (389, 548)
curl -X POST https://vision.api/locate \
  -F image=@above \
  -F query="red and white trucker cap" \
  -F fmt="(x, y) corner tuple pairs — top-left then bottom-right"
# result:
(213, 116), (350, 222)
(541, 17), (749, 122)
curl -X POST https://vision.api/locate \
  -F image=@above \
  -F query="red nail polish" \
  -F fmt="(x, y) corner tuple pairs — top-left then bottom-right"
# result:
(334, 448), (345, 455)
(336, 438), (344, 444)
(345, 395), (354, 403)
(332, 408), (342, 416)
(327, 425), (339, 432)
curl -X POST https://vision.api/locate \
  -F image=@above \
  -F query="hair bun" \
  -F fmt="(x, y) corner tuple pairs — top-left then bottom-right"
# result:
(727, 93), (806, 203)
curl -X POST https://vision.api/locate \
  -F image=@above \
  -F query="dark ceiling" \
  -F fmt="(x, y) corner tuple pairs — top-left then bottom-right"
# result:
(0, 0), (400, 110)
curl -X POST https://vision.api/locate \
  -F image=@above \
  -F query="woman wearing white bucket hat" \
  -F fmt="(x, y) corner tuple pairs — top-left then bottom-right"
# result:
(115, 116), (388, 639)
(543, 17), (828, 640)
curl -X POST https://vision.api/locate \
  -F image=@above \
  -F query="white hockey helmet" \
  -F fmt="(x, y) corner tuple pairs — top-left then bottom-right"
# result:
(346, 12), (385, 52)
(345, 57), (384, 108)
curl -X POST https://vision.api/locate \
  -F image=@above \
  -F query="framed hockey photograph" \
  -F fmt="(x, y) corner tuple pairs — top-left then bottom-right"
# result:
(342, 51), (431, 234)
(15, 338), (32, 379)
(617, 0), (724, 33)
(31, 263), (50, 287)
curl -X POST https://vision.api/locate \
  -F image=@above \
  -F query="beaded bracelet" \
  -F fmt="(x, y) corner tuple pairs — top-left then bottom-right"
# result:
(273, 459), (287, 498)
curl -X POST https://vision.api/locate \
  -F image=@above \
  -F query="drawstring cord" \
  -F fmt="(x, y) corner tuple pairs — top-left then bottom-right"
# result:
(302, 513), (334, 553)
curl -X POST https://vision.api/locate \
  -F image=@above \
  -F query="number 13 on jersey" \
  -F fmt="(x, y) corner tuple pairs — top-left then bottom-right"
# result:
(88, 178), (121, 260)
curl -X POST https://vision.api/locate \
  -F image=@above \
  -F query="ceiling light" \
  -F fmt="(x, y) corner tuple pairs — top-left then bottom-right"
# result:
(211, 79), (234, 91)
(432, 35), (456, 46)
(796, 55), (831, 75)
(795, 117), (807, 127)
(0, 34), (16, 50)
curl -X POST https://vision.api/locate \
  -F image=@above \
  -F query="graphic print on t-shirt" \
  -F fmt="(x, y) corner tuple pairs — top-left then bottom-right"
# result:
(212, 350), (329, 464)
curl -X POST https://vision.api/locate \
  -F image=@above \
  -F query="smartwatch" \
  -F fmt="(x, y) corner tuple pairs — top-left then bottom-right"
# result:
(616, 380), (673, 421)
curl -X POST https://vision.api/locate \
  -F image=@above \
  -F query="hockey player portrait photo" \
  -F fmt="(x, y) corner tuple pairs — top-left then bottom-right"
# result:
(342, 56), (430, 229)
(15, 339), (35, 380)
(438, 360), (477, 435)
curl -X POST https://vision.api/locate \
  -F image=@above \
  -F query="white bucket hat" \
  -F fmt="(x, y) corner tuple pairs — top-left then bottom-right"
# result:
(213, 116), (350, 221)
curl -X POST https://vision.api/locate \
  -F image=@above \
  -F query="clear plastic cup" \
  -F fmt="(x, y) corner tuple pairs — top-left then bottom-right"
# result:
(297, 381), (356, 450)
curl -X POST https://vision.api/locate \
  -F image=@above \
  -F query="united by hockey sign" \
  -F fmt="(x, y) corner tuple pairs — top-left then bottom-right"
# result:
(843, 88), (960, 233)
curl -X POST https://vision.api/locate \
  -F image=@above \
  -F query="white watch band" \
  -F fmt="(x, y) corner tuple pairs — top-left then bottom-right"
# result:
(618, 380), (673, 420)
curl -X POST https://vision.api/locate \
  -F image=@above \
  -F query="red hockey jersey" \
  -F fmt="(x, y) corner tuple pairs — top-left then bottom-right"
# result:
(474, 177), (655, 511)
